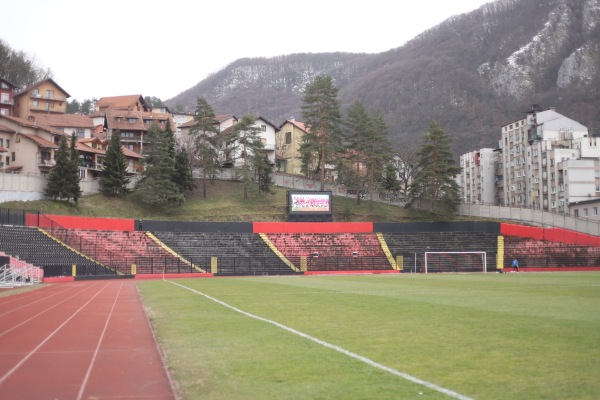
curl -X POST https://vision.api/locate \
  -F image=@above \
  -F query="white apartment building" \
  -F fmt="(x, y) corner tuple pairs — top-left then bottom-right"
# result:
(499, 106), (600, 213)
(458, 148), (498, 204)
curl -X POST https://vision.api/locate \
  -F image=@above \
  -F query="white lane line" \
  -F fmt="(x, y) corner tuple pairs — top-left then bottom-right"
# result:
(0, 285), (96, 338)
(0, 282), (110, 385)
(166, 280), (473, 400)
(76, 283), (123, 400)
(0, 290), (89, 330)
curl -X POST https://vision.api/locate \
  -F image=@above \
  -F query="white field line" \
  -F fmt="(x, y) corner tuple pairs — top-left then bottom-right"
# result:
(166, 280), (473, 400)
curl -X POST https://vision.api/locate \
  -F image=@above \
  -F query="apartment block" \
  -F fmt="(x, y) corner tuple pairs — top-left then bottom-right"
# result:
(459, 106), (600, 217)
(458, 148), (498, 204)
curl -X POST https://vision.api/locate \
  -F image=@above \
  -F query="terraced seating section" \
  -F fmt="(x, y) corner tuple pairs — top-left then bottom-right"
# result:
(504, 237), (600, 268)
(382, 232), (498, 273)
(153, 232), (296, 275)
(48, 229), (194, 275)
(265, 233), (392, 271)
(0, 225), (110, 276)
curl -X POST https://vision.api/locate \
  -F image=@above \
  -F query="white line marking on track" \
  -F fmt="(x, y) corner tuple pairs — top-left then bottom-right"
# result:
(77, 283), (123, 400)
(0, 283), (110, 386)
(0, 285), (99, 338)
(166, 280), (473, 400)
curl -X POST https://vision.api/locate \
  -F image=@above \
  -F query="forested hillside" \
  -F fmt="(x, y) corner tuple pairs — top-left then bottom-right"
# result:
(166, 0), (600, 156)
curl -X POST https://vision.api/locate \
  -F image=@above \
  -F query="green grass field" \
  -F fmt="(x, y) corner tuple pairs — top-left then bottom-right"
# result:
(139, 272), (600, 400)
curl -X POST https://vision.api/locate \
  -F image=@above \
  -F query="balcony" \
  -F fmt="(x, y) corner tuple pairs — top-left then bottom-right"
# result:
(79, 161), (103, 170)
(0, 98), (14, 105)
(38, 158), (55, 168)
(31, 92), (66, 102)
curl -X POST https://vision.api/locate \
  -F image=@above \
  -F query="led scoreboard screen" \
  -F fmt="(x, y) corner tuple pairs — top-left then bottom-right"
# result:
(288, 191), (332, 215)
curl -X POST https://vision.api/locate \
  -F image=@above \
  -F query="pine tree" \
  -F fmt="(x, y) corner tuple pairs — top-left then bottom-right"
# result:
(230, 114), (263, 199)
(406, 121), (462, 216)
(189, 97), (220, 198)
(342, 101), (371, 204)
(136, 123), (184, 208)
(44, 136), (72, 201)
(68, 133), (82, 204)
(300, 75), (342, 190)
(173, 150), (195, 193)
(364, 110), (393, 210)
(255, 154), (273, 193)
(100, 130), (130, 197)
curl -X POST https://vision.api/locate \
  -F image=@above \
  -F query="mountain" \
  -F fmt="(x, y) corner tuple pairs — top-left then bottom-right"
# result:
(166, 0), (600, 156)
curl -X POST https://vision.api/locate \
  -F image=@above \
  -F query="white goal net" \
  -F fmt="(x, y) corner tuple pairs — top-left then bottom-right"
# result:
(424, 251), (487, 273)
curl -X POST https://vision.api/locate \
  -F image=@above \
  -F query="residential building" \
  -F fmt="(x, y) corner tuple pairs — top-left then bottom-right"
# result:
(0, 115), (64, 175)
(96, 95), (176, 156)
(13, 79), (70, 119)
(501, 107), (594, 212)
(0, 115), (142, 180)
(103, 108), (175, 155)
(276, 118), (307, 175)
(220, 116), (278, 168)
(458, 148), (498, 204)
(95, 95), (148, 113)
(178, 114), (239, 167)
(252, 116), (278, 166)
(27, 113), (97, 140)
(0, 78), (15, 116)
(77, 137), (144, 180)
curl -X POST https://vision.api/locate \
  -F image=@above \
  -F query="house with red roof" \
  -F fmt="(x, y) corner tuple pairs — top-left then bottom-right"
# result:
(276, 118), (309, 176)
(0, 78), (16, 117)
(12, 78), (70, 119)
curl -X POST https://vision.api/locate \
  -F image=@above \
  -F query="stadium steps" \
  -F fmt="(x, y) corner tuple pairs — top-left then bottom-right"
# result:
(152, 232), (296, 276)
(145, 232), (206, 273)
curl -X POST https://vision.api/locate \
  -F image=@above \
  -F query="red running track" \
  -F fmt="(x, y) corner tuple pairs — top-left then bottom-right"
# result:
(0, 280), (177, 399)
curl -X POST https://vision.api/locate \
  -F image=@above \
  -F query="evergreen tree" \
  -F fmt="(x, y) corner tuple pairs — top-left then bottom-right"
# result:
(173, 150), (195, 193)
(44, 136), (73, 201)
(406, 121), (462, 216)
(100, 130), (130, 197)
(190, 97), (220, 198)
(136, 123), (184, 208)
(364, 110), (393, 210)
(382, 162), (401, 193)
(342, 101), (371, 204)
(255, 154), (273, 193)
(230, 114), (263, 199)
(300, 75), (342, 190)
(68, 133), (82, 204)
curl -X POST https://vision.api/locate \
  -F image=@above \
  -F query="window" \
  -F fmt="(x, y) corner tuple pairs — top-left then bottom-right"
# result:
(0, 108), (8, 116)
(32, 100), (39, 107)
(261, 125), (267, 132)
(11, 152), (15, 162)
(584, 208), (589, 217)
(574, 209), (579, 217)
(6, 139), (9, 148)
(0, 138), (3, 146)
(285, 131), (292, 144)
(594, 207), (598, 216)
(76, 128), (85, 138)
(128, 118), (137, 123)
(121, 132), (134, 138)
(551, 201), (556, 208)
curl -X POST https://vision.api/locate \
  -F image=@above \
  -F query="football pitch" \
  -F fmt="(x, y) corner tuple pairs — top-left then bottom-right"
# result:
(138, 272), (600, 399)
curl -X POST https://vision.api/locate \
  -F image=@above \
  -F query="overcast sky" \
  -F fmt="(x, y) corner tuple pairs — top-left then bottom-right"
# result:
(1, 0), (492, 102)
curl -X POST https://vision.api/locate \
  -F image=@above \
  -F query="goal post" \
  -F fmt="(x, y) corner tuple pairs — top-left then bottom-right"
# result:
(424, 251), (487, 273)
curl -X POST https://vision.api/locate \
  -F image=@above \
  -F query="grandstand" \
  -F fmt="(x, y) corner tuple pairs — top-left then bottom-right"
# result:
(0, 225), (113, 277)
(1, 211), (600, 281)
